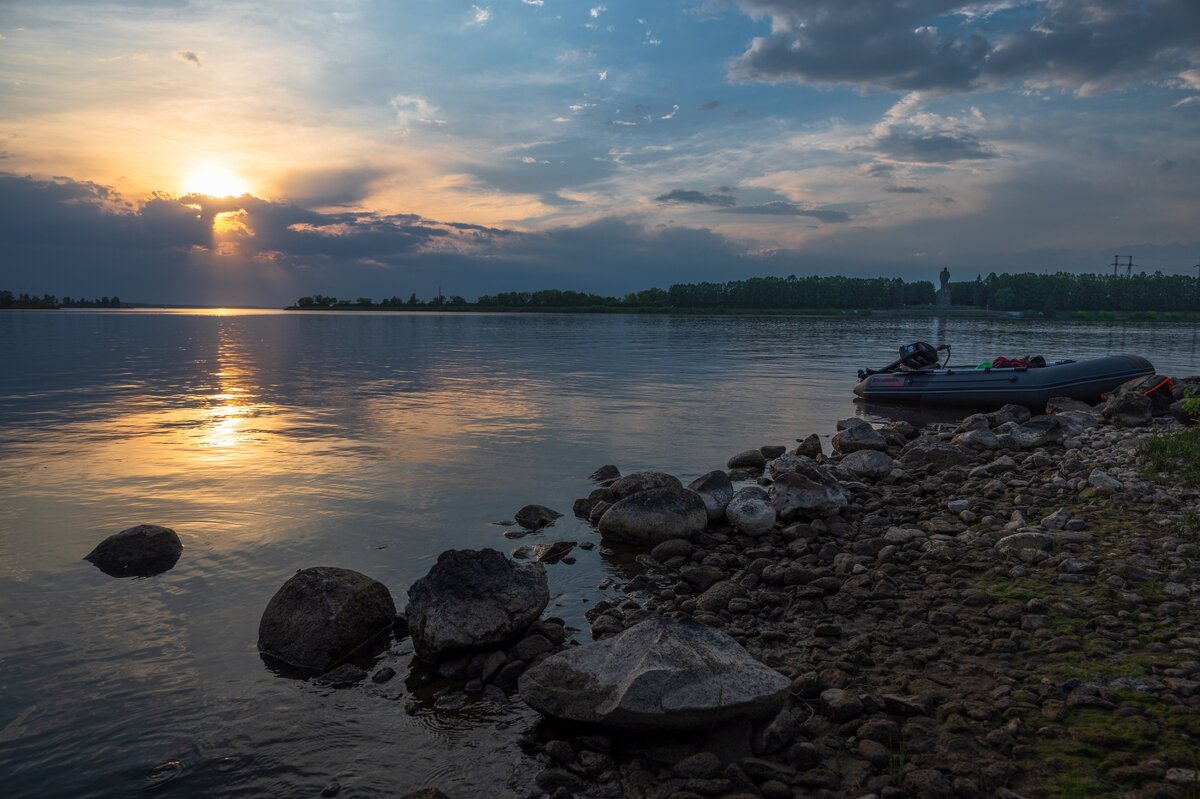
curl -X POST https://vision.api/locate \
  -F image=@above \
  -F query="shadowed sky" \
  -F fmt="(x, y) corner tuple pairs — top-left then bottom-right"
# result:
(1, 0), (1198, 304)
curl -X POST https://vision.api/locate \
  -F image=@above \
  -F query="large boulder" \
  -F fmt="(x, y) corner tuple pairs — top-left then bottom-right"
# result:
(793, 433), (823, 458)
(1046, 396), (1098, 416)
(519, 618), (790, 731)
(839, 449), (894, 481)
(725, 487), (776, 535)
(598, 487), (708, 547)
(258, 567), (396, 671)
(1101, 392), (1152, 428)
(727, 449), (767, 471)
(688, 470), (734, 522)
(607, 471), (682, 501)
(84, 524), (183, 577)
(406, 549), (548, 662)
(1004, 415), (1066, 448)
(899, 440), (969, 470)
(831, 424), (887, 454)
(769, 462), (848, 520)
(514, 504), (562, 531)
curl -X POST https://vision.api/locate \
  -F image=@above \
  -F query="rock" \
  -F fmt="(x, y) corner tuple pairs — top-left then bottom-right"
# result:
(759, 445), (787, 459)
(1101, 391), (1152, 427)
(598, 487), (708, 547)
(953, 428), (999, 450)
(405, 549), (549, 661)
(590, 465), (620, 482)
(371, 666), (396, 684)
(1046, 396), (1097, 415)
(956, 413), (992, 433)
(688, 470), (734, 522)
(839, 449), (893, 480)
(258, 567), (397, 672)
(832, 424), (887, 454)
(317, 663), (367, 687)
(519, 618), (790, 731)
(726, 488), (777, 535)
(820, 688), (863, 722)
(1002, 415), (1065, 449)
(1170, 399), (1198, 426)
(83, 524), (183, 577)
(793, 433), (823, 458)
(607, 471), (682, 501)
(531, 541), (576, 564)
(987, 404), (1032, 427)
(900, 440), (969, 470)
(1088, 468), (1122, 495)
(996, 531), (1054, 553)
(971, 454), (1017, 478)
(697, 580), (746, 612)
(769, 463), (848, 520)
(651, 538), (694, 561)
(727, 449), (767, 471)
(514, 505), (562, 531)
(1041, 508), (1070, 530)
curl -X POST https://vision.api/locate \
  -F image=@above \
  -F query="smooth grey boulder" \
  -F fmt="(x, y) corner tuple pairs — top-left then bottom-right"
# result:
(518, 618), (790, 731)
(84, 524), (183, 577)
(831, 424), (887, 454)
(725, 488), (776, 535)
(839, 449), (894, 481)
(899, 440), (969, 470)
(598, 487), (708, 547)
(406, 549), (548, 662)
(727, 449), (767, 471)
(514, 504), (562, 531)
(688, 470), (734, 522)
(607, 471), (682, 501)
(769, 462), (848, 520)
(258, 567), (396, 672)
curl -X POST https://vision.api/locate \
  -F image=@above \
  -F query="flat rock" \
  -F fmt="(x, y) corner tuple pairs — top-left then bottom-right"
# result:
(84, 524), (182, 577)
(514, 505), (562, 531)
(519, 618), (790, 731)
(258, 567), (396, 672)
(405, 549), (548, 662)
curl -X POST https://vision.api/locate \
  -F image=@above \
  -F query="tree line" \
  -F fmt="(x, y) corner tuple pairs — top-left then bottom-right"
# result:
(1, 291), (123, 309)
(948, 272), (1200, 313)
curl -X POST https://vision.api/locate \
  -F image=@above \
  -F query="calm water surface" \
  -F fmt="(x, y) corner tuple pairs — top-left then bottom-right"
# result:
(2, 309), (1198, 797)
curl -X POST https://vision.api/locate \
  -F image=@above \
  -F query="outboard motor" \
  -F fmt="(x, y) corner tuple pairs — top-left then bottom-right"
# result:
(858, 341), (948, 380)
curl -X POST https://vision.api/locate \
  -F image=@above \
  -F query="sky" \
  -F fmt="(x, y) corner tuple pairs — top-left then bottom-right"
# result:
(1, 0), (1198, 305)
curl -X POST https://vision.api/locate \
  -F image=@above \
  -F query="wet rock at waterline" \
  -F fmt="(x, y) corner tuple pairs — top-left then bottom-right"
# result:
(768, 463), (848, 520)
(687, 469), (733, 522)
(257, 567), (396, 672)
(831, 423), (887, 454)
(519, 617), (790, 731)
(597, 487), (708, 547)
(405, 549), (548, 662)
(84, 524), (183, 577)
(589, 464), (620, 482)
(793, 433), (823, 458)
(726, 448), (767, 471)
(606, 471), (682, 501)
(513, 504), (562, 531)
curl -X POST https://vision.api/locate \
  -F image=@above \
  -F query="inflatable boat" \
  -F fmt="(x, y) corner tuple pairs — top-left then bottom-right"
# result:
(853, 342), (1154, 409)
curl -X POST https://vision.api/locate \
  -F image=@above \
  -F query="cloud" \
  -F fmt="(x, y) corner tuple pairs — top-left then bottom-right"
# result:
(698, 100), (720, 112)
(469, 5), (491, 25)
(660, 105), (679, 120)
(590, 5), (606, 18)
(173, 50), (202, 69)
(654, 189), (736, 206)
(729, 0), (1200, 95)
(390, 95), (447, 134)
(866, 92), (997, 163)
(1173, 96), (1200, 109)
(716, 201), (850, 222)
(274, 166), (388, 206)
(883, 185), (930, 194)
(598, 70), (607, 80)
(522, 0), (544, 5)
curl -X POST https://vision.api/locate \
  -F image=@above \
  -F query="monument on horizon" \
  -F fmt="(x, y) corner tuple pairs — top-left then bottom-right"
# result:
(936, 267), (952, 311)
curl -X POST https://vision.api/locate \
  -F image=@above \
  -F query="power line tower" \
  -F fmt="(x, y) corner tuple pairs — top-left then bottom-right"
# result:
(1111, 255), (1127, 276)
(1194, 257), (1200, 279)
(1126, 256), (1135, 278)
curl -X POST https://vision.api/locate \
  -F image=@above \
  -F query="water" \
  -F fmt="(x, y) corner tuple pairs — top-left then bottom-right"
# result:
(1, 309), (1197, 797)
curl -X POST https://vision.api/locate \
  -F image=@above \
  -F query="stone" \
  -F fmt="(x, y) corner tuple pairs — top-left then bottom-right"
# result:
(760, 445), (787, 459)
(839, 449), (894, 480)
(688, 470), (734, 522)
(598, 487), (708, 547)
(697, 581), (746, 612)
(987, 404), (1032, 427)
(1102, 391), (1152, 427)
(84, 524), (183, 577)
(1041, 508), (1070, 530)
(405, 549), (549, 661)
(519, 618), (790, 731)
(832, 424), (888, 454)
(769, 464), (848, 520)
(900, 440), (969, 470)
(794, 433), (823, 458)
(726, 488), (777, 535)
(953, 428), (999, 450)
(1046, 396), (1097, 415)
(590, 465), (620, 482)
(607, 471), (682, 501)
(650, 538), (694, 561)
(371, 666), (396, 684)
(1008, 416), (1065, 448)
(996, 531), (1054, 553)
(514, 504), (562, 531)
(820, 688), (863, 722)
(957, 413), (992, 433)
(1088, 469), (1122, 495)
(530, 541), (576, 564)
(728, 448), (768, 471)
(317, 663), (367, 687)
(258, 567), (396, 672)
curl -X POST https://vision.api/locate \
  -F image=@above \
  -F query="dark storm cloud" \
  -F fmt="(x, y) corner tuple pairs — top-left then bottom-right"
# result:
(872, 129), (996, 163)
(730, 0), (1200, 93)
(654, 188), (736, 206)
(716, 201), (850, 222)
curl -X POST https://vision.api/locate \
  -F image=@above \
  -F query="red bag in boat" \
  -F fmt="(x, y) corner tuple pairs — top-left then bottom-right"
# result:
(990, 356), (1028, 368)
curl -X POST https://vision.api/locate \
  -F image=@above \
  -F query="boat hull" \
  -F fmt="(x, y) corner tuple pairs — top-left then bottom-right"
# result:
(853, 355), (1154, 409)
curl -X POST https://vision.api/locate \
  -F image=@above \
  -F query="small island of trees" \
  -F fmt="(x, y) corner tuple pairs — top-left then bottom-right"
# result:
(1, 291), (123, 309)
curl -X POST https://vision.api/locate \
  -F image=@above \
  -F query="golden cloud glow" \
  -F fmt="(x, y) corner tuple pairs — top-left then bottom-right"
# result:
(182, 162), (251, 198)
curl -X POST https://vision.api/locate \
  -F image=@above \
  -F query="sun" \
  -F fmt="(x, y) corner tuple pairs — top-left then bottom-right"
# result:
(182, 161), (251, 198)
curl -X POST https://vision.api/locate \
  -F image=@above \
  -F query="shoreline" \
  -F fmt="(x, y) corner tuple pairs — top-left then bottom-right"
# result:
(511, 396), (1199, 798)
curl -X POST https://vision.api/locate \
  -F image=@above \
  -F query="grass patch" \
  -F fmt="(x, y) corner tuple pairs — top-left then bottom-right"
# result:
(1140, 426), (1200, 486)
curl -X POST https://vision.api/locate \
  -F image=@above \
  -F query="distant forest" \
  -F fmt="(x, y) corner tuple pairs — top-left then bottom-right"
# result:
(293, 271), (1200, 313)
(0, 291), (122, 309)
